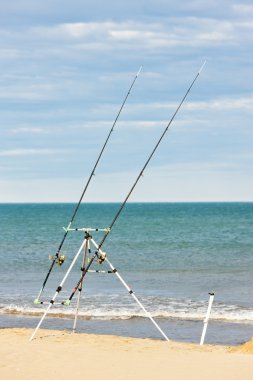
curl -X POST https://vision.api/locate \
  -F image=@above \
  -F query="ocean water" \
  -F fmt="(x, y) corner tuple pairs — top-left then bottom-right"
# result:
(1, 202), (253, 345)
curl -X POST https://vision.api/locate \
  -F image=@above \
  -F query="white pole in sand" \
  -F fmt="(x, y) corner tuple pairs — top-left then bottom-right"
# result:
(29, 237), (88, 341)
(90, 238), (170, 342)
(200, 292), (215, 346)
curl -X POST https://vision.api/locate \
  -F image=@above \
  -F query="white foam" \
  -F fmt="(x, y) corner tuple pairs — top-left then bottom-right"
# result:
(1, 299), (253, 323)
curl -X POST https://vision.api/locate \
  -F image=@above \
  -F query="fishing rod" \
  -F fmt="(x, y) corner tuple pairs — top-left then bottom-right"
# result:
(34, 66), (142, 304)
(64, 61), (206, 304)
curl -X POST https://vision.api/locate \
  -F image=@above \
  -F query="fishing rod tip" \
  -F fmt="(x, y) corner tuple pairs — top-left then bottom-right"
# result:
(137, 66), (143, 76)
(198, 60), (207, 74)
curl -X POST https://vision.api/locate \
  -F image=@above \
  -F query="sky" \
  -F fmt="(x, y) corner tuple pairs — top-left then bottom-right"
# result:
(1, 0), (253, 202)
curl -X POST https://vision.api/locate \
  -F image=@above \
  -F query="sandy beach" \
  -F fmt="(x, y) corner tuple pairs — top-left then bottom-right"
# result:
(0, 328), (253, 380)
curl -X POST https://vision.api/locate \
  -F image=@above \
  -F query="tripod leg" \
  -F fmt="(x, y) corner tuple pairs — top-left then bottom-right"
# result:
(29, 237), (87, 341)
(73, 238), (89, 332)
(90, 238), (170, 342)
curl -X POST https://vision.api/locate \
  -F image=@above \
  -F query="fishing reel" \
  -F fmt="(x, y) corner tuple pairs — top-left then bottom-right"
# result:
(87, 251), (106, 265)
(48, 255), (66, 267)
(97, 251), (106, 265)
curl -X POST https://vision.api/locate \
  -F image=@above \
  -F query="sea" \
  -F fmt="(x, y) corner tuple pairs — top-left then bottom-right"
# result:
(1, 202), (253, 346)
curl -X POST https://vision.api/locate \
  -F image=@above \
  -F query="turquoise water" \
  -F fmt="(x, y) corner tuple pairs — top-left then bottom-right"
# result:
(1, 202), (253, 345)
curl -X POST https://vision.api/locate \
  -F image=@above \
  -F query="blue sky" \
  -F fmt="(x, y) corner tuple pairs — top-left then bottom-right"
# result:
(1, 0), (253, 202)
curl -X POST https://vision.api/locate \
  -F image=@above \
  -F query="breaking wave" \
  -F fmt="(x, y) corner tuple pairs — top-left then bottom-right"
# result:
(1, 297), (253, 324)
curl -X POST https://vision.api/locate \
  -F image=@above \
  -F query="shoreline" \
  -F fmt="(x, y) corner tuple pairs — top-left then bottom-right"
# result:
(1, 328), (253, 380)
(1, 312), (253, 347)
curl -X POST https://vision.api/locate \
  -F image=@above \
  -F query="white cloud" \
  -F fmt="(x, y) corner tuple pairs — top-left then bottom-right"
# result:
(157, 161), (241, 174)
(185, 96), (253, 111)
(0, 48), (20, 59)
(107, 95), (253, 116)
(11, 127), (47, 134)
(132, 95), (253, 112)
(0, 82), (60, 101)
(26, 18), (251, 51)
(69, 120), (162, 130)
(0, 148), (60, 157)
(233, 4), (253, 14)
